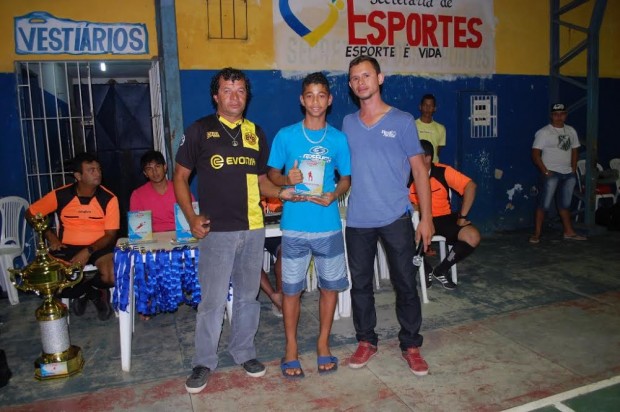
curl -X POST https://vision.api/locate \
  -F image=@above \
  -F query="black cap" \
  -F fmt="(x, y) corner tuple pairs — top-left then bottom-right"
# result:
(550, 103), (566, 112)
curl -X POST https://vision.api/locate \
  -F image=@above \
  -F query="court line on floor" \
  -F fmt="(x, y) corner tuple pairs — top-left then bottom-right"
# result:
(502, 374), (620, 412)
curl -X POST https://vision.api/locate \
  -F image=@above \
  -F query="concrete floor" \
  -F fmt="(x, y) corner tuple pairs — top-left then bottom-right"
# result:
(1, 228), (619, 411)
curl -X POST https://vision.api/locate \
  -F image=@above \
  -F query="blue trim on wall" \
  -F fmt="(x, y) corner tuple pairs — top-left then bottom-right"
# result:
(1, 70), (618, 234)
(179, 71), (620, 233)
(0, 73), (27, 199)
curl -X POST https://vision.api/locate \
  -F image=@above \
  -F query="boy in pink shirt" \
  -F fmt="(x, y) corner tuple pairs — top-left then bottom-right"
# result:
(130, 150), (192, 232)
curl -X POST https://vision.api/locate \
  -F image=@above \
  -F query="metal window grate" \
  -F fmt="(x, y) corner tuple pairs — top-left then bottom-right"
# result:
(470, 94), (498, 138)
(15, 61), (97, 203)
(206, 0), (248, 40)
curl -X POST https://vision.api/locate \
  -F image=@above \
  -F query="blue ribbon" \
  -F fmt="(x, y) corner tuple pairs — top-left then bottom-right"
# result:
(114, 244), (203, 315)
(132, 251), (154, 314)
(170, 248), (184, 306)
(183, 247), (201, 307)
(150, 250), (163, 314)
(113, 248), (132, 312)
(157, 249), (178, 312)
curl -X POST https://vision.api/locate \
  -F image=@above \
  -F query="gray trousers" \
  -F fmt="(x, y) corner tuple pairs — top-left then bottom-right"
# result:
(192, 228), (265, 370)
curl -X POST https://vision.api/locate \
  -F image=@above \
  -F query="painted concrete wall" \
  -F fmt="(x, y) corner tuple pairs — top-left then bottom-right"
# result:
(0, 0), (158, 70)
(178, 69), (620, 233)
(173, 0), (620, 232)
(0, 0), (157, 200)
(1, 0), (619, 234)
(174, 0), (620, 77)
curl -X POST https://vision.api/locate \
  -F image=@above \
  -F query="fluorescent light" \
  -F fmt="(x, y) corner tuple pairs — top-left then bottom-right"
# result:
(100, 62), (106, 72)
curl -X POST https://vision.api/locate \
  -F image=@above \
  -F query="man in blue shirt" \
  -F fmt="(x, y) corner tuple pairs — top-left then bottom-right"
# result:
(342, 56), (434, 376)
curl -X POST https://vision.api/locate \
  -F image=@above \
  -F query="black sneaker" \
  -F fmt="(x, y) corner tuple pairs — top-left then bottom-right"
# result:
(185, 366), (210, 394)
(242, 359), (266, 377)
(70, 295), (89, 316)
(431, 271), (457, 290)
(93, 289), (113, 321)
(425, 272), (433, 289)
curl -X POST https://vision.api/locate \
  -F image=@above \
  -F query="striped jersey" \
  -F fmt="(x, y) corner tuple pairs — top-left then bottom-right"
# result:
(176, 114), (269, 232)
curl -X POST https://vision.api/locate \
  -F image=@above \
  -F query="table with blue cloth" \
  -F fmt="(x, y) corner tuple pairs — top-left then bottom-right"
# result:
(113, 225), (284, 372)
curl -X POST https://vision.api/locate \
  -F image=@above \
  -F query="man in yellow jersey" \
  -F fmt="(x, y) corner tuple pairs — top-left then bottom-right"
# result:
(415, 94), (446, 162)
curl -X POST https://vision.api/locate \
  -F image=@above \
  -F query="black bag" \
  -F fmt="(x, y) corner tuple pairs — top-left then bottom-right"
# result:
(0, 349), (12, 388)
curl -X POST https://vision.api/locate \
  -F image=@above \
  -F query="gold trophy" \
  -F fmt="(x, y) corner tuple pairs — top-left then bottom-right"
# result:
(9, 214), (85, 380)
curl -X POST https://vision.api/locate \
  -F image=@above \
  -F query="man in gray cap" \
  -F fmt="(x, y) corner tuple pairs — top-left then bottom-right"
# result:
(530, 103), (586, 243)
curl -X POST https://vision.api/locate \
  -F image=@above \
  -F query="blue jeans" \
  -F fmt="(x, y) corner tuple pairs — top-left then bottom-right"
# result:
(345, 213), (423, 351)
(192, 229), (264, 370)
(538, 172), (577, 211)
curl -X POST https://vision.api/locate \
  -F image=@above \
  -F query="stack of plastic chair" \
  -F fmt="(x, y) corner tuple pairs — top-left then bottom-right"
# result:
(0, 196), (29, 305)
(575, 160), (615, 221)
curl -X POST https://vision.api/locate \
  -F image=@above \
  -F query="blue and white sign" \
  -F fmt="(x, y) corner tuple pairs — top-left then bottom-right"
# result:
(15, 12), (149, 55)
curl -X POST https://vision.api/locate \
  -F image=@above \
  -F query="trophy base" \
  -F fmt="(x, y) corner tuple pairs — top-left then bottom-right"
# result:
(34, 345), (84, 380)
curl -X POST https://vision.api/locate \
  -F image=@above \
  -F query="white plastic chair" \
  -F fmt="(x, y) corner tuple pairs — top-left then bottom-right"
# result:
(262, 249), (272, 272)
(0, 196), (30, 305)
(610, 158), (620, 202)
(337, 218), (351, 318)
(575, 160), (615, 220)
(412, 211), (458, 304)
(337, 189), (350, 207)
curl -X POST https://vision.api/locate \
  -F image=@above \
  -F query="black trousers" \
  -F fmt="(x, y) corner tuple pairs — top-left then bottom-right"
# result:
(346, 213), (423, 350)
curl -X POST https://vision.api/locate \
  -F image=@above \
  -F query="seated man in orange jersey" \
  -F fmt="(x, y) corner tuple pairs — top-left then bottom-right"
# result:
(26, 152), (120, 320)
(409, 140), (480, 290)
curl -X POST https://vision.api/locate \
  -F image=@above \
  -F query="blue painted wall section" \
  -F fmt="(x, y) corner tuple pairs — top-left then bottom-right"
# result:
(180, 71), (620, 233)
(0, 73), (27, 199)
(2, 71), (619, 233)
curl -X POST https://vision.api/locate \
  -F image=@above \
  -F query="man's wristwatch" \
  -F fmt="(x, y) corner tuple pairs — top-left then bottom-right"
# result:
(458, 214), (468, 220)
(87, 246), (95, 255)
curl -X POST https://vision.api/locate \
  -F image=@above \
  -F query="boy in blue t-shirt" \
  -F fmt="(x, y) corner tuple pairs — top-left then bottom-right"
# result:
(267, 72), (351, 379)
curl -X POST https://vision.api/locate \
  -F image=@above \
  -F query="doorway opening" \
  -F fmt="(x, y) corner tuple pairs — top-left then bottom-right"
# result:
(15, 59), (165, 236)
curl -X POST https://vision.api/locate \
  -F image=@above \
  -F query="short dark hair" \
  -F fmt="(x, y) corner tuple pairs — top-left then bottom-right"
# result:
(348, 56), (381, 76)
(140, 150), (166, 170)
(71, 152), (99, 173)
(419, 140), (434, 158)
(301, 72), (330, 95)
(420, 94), (436, 106)
(210, 67), (251, 104)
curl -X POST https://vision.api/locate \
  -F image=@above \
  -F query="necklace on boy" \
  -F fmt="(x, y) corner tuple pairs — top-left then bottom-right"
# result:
(219, 118), (242, 146)
(302, 122), (327, 145)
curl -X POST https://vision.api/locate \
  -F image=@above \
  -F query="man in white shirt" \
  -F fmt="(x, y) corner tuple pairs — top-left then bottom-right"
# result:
(530, 103), (586, 243)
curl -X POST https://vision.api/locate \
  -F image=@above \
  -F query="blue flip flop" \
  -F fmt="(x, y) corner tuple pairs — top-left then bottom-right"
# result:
(280, 358), (305, 380)
(317, 355), (338, 375)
